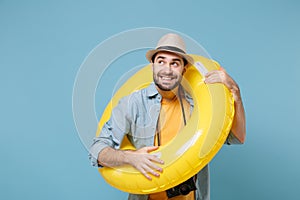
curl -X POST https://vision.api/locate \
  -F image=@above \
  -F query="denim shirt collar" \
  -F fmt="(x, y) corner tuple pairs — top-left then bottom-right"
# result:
(145, 83), (160, 98)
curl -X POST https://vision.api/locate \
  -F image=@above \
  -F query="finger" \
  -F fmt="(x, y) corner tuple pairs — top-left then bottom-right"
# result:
(137, 146), (159, 154)
(146, 146), (159, 153)
(149, 161), (164, 172)
(143, 157), (164, 173)
(204, 70), (218, 77)
(204, 74), (222, 84)
(143, 163), (161, 177)
(139, 168), (152, 180)
(149, 155), (164, 165)
(137, 162), (160, 180)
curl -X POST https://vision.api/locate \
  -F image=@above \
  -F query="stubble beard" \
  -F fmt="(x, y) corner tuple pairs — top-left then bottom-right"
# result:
(153, 72), (182, 91)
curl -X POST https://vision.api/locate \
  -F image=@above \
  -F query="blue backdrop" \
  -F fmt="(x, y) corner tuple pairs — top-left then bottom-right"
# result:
(1, 0), (299, 199)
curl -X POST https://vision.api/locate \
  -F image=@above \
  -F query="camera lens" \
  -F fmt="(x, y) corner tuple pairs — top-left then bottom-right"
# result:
(179, 185), (190, 195)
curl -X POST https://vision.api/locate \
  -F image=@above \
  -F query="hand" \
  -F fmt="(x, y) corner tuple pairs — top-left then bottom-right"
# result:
(204, 67), (242, 102)
(126, 146), (164, 180)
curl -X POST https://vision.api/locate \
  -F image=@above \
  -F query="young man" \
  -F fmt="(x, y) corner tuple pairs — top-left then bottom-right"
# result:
(89, 33), (246, 200)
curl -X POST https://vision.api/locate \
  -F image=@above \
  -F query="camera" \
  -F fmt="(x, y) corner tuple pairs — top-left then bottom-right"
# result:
(166, 176), (197, 198)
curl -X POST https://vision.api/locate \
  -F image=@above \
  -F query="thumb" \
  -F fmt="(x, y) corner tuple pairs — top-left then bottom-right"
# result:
(145, 146), (159, 153)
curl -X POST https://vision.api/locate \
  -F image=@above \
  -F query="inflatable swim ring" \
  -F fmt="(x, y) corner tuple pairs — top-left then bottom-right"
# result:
(96, 54), (235, 194)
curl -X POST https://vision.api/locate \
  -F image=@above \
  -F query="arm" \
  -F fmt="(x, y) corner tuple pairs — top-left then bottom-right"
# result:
(98, 146), (164, 180)
(204, 67), (246, 144)
(89, 96), (164, 180)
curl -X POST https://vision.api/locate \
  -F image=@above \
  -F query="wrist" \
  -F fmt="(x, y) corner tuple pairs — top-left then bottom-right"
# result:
(122, 150), (133, 165)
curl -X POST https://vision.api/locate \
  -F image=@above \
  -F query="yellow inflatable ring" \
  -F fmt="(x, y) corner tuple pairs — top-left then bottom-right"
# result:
(96, 54), (235, 194)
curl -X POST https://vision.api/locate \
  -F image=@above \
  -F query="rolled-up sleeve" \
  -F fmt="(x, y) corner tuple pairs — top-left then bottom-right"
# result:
(88, 96), (132, 167)
(225, 131), (242, 145)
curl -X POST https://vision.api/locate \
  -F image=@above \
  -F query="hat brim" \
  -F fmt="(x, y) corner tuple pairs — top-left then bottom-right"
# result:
(146, 49), (194, 65)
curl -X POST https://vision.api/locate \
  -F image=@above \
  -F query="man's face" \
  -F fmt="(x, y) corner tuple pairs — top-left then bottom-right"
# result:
(152, 51), (186, 91)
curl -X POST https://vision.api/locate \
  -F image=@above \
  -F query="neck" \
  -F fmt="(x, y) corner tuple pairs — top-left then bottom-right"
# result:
(156, 86), (179, 101)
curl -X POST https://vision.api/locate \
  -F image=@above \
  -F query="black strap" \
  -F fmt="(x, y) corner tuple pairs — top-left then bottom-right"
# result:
(178, 85), (187, 126)
(156, 114), (161, 146)
(157, 46), (186, 54)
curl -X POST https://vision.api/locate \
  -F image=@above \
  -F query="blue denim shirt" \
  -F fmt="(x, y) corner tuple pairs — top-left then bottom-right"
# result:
(89, 83), (241, 200)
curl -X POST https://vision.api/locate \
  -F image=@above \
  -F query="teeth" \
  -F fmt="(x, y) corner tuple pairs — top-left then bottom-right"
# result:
(161, 77), (172, 80)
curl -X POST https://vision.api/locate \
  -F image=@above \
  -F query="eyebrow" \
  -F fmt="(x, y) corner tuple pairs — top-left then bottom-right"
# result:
(156, 56), (182, 63)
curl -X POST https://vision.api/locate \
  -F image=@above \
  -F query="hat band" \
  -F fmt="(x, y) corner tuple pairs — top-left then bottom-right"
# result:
(157, 46), (186, 54)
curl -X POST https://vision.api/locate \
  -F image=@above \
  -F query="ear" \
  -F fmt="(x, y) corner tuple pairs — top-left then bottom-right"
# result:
(182, 66), (187, 75)
(150, 63), (154, 72)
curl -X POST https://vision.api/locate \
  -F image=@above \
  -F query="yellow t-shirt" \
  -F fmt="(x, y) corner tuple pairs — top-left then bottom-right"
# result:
(149, 96), (194, 200)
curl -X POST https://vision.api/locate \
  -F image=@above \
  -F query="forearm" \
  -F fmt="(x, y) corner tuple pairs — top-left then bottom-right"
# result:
(202, 65), (246, 144)
(223, 74), (246, 144)
(98, 146), (130, 167)
(231, 99), (246, 144)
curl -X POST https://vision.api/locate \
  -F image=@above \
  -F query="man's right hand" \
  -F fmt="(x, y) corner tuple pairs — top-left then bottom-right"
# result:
(98, 146), (164, 180)
(125, 146), (164, 180)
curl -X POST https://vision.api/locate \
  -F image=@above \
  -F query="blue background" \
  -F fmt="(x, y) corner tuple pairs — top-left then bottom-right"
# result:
(1, 0), (299, 199)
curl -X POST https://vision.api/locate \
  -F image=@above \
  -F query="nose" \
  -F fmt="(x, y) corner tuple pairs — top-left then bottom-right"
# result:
(162, 64), (173, 75)
(166, 64), (173, 71)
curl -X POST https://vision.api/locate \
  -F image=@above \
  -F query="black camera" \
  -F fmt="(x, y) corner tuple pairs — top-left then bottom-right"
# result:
(166, 176), (197, 198)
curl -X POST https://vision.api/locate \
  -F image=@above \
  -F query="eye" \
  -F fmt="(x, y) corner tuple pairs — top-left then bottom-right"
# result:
(157, 60), (164, 65)
(171, 62), (179, 67)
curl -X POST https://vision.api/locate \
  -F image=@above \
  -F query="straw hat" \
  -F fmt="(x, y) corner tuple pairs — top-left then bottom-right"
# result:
(146, 33), (194, 65)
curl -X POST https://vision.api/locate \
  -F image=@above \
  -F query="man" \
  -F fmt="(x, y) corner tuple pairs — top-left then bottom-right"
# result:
(89, 33), (246, 200)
